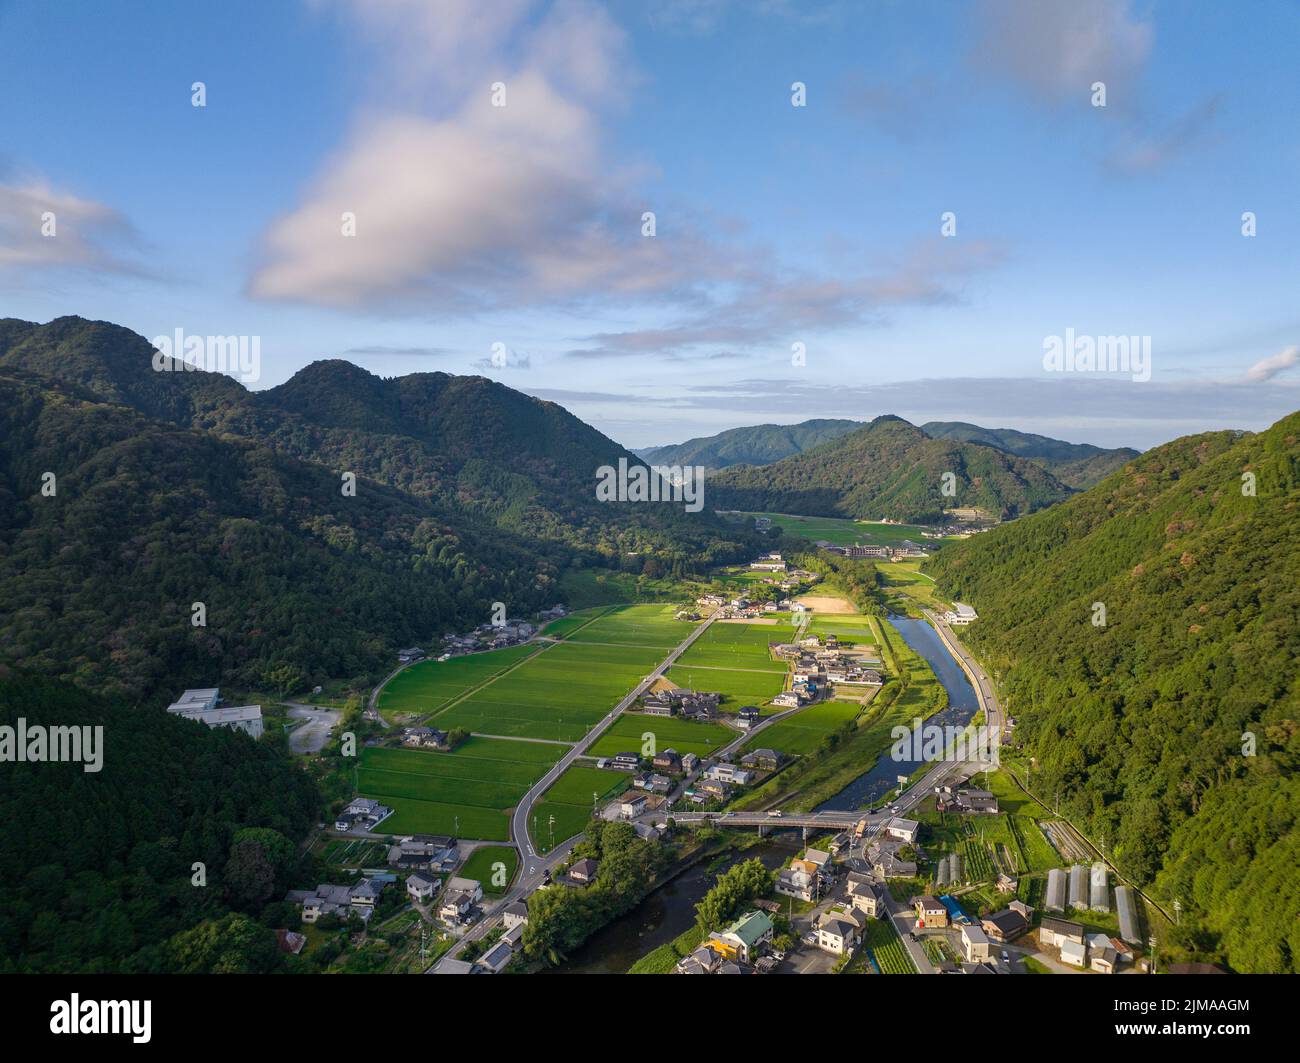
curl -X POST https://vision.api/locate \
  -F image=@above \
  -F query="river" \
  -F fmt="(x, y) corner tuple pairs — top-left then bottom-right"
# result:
(546, 839), (797, 974)
(814, 613), (981, 812)
(548, 614), (978, 973)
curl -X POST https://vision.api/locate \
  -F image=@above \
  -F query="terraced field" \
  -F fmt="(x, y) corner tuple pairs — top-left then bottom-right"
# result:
(530, 764), (631, 853)
(743, 700), (862, 754)
(356, 739), (562, 840)
(587, 713), (734, 759)
(377, 643), (539, 717)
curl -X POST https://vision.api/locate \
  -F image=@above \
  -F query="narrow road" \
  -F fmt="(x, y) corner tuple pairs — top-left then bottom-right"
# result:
(429, 613), (719, 971)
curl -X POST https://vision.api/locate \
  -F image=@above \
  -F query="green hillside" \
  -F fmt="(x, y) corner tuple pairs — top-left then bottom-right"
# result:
(926, 412), (1300, 972)
(638, 418), (862, 471)
(921, 420), (1140, 488)
(708, 415), (1072, 522)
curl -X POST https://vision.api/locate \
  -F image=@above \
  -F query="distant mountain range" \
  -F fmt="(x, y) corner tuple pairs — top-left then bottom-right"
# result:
(636, 419), (862, 471)
(927, 411), (1300, 973)
(920, 421), (1139, 489)
(707, 415), (1074, 523)
(0, 316), (756, 697)
(638, 416), (1136, 491)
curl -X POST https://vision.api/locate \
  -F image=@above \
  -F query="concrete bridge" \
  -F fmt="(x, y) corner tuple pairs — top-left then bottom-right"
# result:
(657, 809), (881, 840)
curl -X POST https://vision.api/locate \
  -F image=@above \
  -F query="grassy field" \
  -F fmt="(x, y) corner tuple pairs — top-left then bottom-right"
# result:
(565, 603), (695, 649)
(356, 739), (562, 841)
(378, 643), (538, 716)
(530, 764), (631, 853)
(665, 665), (787, 711)
(876, 560), (953, 615)
(745, 700), (863, 754)
(673, 620), (792, 671)
(459, 845), (520, 894)
(587, 713), (734, 759)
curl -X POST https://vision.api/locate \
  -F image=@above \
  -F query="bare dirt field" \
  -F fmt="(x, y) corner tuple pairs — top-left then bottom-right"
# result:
(793, 595), (856, 614)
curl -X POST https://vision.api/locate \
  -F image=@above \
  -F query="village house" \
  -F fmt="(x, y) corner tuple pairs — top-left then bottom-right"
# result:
(502, 901), (529, 931)
(846, 872), (883, 918)
(567, 858), (599, 886)
(914, 895), (949, 929)
(708, 910), (774, 963)
(402, 726), (449, 750)
(609, 752), (641, 771)
(736, 706), (761, 730)
(334, 797), (394, 833)
(619, 794), (648, 819)
(397, 647), (425, 664)
(884, 817), (920, 844)
(291, 878), (388, 923)
(652, 749), (683, 774)
(775, 858), (822, 902)
(676, 943), (723, 975)
(438, 876), (483, 926)
(961, 924), (993, 963)
(703, 762), (755, 786)
(406, 872), (439, 902)
(681, 752), (699, 774)
(815, 906), (863, 955)
(741, 748), (784, 772)
(981, 907), (1029, 943)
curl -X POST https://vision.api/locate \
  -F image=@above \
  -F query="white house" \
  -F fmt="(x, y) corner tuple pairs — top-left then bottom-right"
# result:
(815, 908), (862, 955)
(884, 817), (919, 844)
(406, 872), (438, 902)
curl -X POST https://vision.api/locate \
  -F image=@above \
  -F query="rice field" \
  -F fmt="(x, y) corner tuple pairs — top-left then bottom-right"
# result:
(378, 643), (539, 716)
(744, 700), (863, 755)
(458, 845), (520, 894)
(664, 665), (787, 710)
(530, 764), (631, 853)
(587, 713), (734, 759)
(564, 603), (695, 649)
(673, 621), (792, 671)
(356, 738), (562, 841)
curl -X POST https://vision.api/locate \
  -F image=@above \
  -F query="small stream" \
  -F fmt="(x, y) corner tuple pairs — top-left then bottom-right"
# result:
(814, 613), (981, 812)
(546, 839), (796, 974)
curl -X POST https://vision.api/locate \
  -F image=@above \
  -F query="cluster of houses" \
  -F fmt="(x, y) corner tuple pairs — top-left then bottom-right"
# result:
(770, 635), (883, 706)
(165, 687), (264, 740)
(387, 835), (458, 873)
(640, 687), (721, 720)
(676, 909), (777, 974)
(865, 817), (922, 878)
(934, 784), (998, 814)
(289, 877), (391, 923)
(1038, 916), (1134, 974)
(334, 797), (394, 833)
(439, 617), (537, 657)
(776, 846), (835, 902)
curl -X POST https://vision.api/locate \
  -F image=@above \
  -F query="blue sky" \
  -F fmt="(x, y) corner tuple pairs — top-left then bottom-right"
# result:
(2, 0), (1298, 449)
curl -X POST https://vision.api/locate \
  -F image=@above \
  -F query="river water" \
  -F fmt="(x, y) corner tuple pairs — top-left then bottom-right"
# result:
(813, 613), (981, 812)
(547, 839), (796, 974)
(549, 614), (978, 973)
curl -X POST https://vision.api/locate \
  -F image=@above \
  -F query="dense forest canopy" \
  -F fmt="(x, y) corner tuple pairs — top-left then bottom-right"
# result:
(0, 675), (320, 973)
(926, 411), (1300, 972)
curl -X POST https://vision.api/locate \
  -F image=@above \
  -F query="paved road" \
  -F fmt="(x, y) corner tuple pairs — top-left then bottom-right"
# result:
(284, 702), (342, 753)
(430, 613), (721, 971)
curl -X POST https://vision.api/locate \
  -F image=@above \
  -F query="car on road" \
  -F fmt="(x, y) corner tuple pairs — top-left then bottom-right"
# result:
(1000, 949), (1009, 962)
(766, 810), (783, 818)
(723, 812), (736, 817)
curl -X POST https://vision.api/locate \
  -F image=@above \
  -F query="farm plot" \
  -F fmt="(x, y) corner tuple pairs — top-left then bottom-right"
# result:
(378, 643), (538, 716)
(459, 845), (520, 894)
(530, 765), (631, 853)
(745, 700), (862, 755)
(674, 621), (792, 671)
(588, 713), (733, 759)
(356, 739), (561, 841)
(665, 665), (787, 711)
(564, 603), (694, 650)
(862, 917), (916, 974)
(806, 614), (878, 643)
(433, 640), (663, 741)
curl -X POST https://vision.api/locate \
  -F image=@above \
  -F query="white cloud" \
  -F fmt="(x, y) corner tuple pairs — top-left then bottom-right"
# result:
(975, 0), (1153, 103)
(0, 180), (147, 278)
(1245, 346), (1299, 383)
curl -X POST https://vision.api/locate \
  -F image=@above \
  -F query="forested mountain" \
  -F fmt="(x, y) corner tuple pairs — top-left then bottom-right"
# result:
(0, 317), (755, 568)
(637, 418), (862, 471)
(0, 316), (758, 699)
(921, 420), (1140, 489)
(0, 675), (321, 973)
(0, 369), (561, 699)
(926, 412), (1300, 972)
(708, 415), (1072, 522)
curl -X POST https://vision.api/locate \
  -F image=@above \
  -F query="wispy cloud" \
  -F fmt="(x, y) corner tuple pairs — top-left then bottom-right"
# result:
(1245, 345), (1299, 383)
(0, 179), (151, 280)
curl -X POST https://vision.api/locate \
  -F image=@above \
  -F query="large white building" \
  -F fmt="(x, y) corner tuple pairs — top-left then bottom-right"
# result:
(166, 687), (263, 739)
(943, 603), (979, 625)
